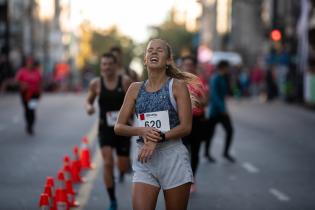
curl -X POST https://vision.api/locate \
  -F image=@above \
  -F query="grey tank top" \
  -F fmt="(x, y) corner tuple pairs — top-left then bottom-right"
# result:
(135, 78), (179, 129)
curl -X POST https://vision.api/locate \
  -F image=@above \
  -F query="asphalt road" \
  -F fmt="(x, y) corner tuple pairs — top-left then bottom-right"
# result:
(0, 94), (314, 210)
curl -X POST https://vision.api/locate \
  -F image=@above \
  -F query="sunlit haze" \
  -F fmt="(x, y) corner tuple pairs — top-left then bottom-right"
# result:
(70, 0), (201, 43)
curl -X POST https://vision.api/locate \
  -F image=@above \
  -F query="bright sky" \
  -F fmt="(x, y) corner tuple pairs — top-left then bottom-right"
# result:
(70, 0), (201, 43)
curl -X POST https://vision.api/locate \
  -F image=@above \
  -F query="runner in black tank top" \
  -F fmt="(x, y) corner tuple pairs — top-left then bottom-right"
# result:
(98, 75), (130, 151)
(85, 52), (132, 210)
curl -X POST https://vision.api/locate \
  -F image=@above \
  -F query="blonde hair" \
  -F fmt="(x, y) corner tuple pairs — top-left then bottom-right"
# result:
(146, 39), (201, 108)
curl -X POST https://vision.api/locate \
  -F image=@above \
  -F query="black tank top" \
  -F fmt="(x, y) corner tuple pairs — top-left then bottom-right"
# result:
(98, 75), (125, 127)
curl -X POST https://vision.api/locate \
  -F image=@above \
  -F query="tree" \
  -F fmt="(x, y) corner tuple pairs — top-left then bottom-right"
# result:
(90, 26), (136, 73)
(147, 8), (197, 59)
(76, 21), (93, 71)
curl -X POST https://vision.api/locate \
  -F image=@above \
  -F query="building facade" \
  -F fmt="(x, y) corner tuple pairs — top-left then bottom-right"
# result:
(198, 0), (303, 67)
(0, 0), (72, 86)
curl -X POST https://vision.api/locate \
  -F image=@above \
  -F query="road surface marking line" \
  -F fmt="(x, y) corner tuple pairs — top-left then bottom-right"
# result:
(75, 149), (102, 210)
(74, 120), (101, 210)
(269, 188), (290, 202)
(86, 120), (98, 145)
(242, 162), (259, 173)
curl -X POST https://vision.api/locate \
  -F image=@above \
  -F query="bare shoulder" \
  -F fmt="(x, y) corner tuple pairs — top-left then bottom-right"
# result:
(128, 81), (143, 93)
(172, 78), (187, 90)
(89, 77), (100, 91)
(172, 79), (189, 100)
(90, 77), (99, 85)
(123, 81), (142, 102)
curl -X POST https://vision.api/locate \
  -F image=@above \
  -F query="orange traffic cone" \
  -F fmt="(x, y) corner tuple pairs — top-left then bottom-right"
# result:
(71, 161), (84, 183)
(66, 179), (80, 207)
(56, 170), (69, 209)
(43, 185), (53, 209)
(72, 145), (84, 183)
(45, 176), (55, 198)
(38, 193), (49, 210)
(63, 157), (72, 182)
(55, 189), (68, 210)
(80, 136), (93, 169)
(57, 170), (66, 190)
(73, 145), (81, 172)
(63, 155), (70, 165)
(63, 164), (77, 195)
(63, 165), (71, 181)
(80, 148), (92, 169)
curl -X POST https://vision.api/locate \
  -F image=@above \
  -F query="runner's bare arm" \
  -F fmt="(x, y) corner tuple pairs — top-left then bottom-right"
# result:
(114, 82), (141, 136)
(164, 79), (192, 140)
(85, 78), (98, 115)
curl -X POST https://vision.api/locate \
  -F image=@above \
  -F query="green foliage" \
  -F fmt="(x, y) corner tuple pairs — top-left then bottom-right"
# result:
(90, 26), (136, 69)
(147, 16), (197, 60)
(87, 10), (197, 78)
(138, 10), (198, 79)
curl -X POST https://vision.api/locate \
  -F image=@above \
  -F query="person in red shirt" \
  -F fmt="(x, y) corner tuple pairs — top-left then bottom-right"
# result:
(15, 57), (42, 135)
(181, 55), (209, 193)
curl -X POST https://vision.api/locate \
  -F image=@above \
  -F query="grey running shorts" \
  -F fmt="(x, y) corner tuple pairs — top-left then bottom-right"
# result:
(132, 140), (194, 190)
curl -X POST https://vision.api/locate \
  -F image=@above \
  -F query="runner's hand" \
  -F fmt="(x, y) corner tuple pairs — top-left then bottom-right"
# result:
(138, 141), (157, 163)
(141, 127), (161, 143)
(86, 105), (95, 115)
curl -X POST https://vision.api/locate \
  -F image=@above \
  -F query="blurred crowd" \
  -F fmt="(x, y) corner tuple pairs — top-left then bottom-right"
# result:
(183, 47), (295, 103)
(0, 42), (297, 105)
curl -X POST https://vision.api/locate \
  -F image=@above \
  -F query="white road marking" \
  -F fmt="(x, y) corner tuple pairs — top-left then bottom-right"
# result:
(242, 162), (259, 173)
(269, 188), (290, 202)
(75, 149), (102, 210)
(74, 121), (101, 210)
(86, 120), (98, 143)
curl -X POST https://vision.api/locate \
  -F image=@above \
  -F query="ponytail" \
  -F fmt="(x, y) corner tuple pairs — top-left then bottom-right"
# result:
(163, 41), (197, 81)
(163, 41), (203, 108)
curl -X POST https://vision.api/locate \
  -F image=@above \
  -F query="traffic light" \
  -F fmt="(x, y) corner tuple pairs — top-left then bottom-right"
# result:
(270, 29), (282, 42)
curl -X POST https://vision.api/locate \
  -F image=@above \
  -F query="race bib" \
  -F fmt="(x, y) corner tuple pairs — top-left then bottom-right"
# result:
(137, 110), (170, 132)
(106, 111), (119, 127)
(28, 99), (38, 110)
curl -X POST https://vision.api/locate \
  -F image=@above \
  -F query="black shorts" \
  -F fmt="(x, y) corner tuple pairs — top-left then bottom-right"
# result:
(98, 123), (131, 157)
(182, 115), (210, 146)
